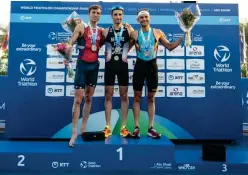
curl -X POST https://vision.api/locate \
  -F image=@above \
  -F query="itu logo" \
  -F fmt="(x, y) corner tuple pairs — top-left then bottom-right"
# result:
(214, 45), (230, 62)
(48, 32), (56, 40)
(20, 59), (37, 76)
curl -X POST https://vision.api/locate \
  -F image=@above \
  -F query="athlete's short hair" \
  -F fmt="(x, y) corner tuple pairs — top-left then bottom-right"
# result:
(88, 4), (102, 14)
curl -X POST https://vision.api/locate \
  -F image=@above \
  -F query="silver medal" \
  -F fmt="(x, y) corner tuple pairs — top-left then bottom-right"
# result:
(91, 45), (97, 51)
(145, 50), (150, 56)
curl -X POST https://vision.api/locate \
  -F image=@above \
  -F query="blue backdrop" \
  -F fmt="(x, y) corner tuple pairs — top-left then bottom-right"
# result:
(3, 1), (242, 140)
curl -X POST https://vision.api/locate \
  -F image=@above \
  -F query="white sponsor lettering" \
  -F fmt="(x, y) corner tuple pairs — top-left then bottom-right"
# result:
(52, 161), (69, 168)
(193, 33), (203, 42)
(219, 18), (231, 23)
(166, 59), (185, 70)
(20, 16), (32, 20)
(167, 72), (185, 84)
(186, 59), (204, 70)
(186, 72), (205, 84)
(151, 162), (172, 170)
(178, 164), (196, 171)
(16, 43), (41, 52)
(167, 86), (185, 97)
(80, 161), (101, 169)
(46, 71), (65, 83)
(187, 86), (206, 98)
(45, 85), (64, 97)
(210, 81), (236, 90)
(18, 59), (38, 87)
(213, 45), (232, 73)
(186, 45), (204, 57)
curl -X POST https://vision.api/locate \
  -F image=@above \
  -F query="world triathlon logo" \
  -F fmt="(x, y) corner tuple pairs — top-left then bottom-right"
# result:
(214, 45), (231, 62)
(20, 59), (37, 76)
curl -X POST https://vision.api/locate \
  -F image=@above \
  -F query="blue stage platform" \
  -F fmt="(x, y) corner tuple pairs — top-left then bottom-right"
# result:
(0, 135), (248, 174)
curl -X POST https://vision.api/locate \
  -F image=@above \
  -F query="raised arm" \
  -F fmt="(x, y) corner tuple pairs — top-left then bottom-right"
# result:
(157, 29), (183, 51)
(70, 23), (84, 46)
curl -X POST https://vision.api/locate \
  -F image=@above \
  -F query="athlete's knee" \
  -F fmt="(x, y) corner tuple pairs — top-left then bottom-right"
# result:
(147, 92), (155, 103)
(85, 93), (93, 104)
(74, 95), (83, 105)
(85, 88), (94, 104)
(105, 94), (112, 102)
(105, 87), (114, 102)
(134, 92), (142, 102)
(120, 92), (128, 102)
(74, 89), (83, 105)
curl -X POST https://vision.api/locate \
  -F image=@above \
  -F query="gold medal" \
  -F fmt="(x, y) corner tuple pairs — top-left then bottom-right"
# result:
(114, 55), (119, 61)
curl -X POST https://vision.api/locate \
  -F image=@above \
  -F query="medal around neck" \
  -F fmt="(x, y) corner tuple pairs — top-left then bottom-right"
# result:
(140, 27), (152, 55)
(113, 25), (124, 47)
(88, 22), (98, 52)
(114, 55), (119, 61)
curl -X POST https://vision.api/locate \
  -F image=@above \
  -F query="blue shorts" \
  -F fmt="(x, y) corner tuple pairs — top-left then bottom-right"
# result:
(74, 59), (99, 89)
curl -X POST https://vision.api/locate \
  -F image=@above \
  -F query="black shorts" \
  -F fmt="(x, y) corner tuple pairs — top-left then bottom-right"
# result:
(104, 61), (129, 86)
(133, 58), (158, 92)
(74, 59), (99, 89)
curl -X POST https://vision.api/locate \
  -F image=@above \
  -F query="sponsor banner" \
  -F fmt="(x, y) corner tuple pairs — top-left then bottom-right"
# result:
(187, 86), (206, 98)
(167, 86), (185, 98)
(186, 72), (205, 84)
(186, 45), (205, 57)
(186, 59), (205, 70)
(167, 72), (185, 84)
(45, 85), (64, 97)
(166, 59), (185, 70)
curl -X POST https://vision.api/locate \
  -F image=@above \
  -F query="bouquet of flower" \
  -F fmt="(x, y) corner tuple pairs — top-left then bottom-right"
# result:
(53, 41), (74, 78)
(175, 4), (201, 47)
(61, 11), (82, 34)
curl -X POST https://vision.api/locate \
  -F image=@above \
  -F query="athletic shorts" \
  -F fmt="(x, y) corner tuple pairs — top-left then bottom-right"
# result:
(74, 59), (99, 89)
(133, 58), (158, 92)
(104, 61), (129, 86)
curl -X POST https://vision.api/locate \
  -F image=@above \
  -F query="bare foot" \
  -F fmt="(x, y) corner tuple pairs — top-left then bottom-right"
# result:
(69, 129), (78, 147)
(80, 127), (86, 135)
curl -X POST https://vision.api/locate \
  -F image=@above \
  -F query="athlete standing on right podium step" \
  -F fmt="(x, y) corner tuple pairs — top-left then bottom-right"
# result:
(130, 9), (183, 139)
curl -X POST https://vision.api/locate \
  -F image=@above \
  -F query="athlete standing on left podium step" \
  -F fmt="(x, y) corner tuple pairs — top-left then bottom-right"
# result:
(66, 4), (105, 147)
